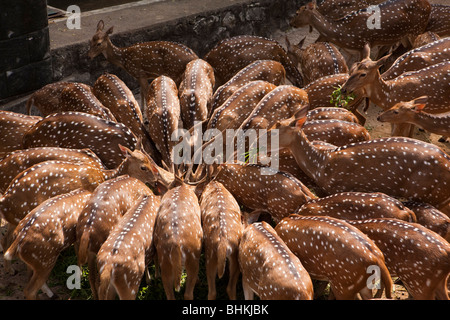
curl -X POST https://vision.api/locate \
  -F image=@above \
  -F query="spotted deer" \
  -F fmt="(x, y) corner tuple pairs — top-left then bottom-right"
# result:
(96, 193), (161, 300)
(153, 183), (203, 300)
(296, 192), (417, 222)
(302, 119), (371, 147)
(26, 81), (71, 115)
(0, 143), (160, 227)
(0, 111), (42, 159)
(275, 215), (393, 299)
(303, 74), (366, 125)
(204, 35), (303, 87)
(403, 201), (450, 242)
(238, 221), (314, 300)
(315, 0), (385, 20)
(178, 59), (215, 129)
(210, 60), (285, 113)
(285, 36), (348, 84)
(22, 111), (137, 169)
(267, 116), (450, 213)
(341, 45), (450, 136)
(348, 218), (450, 300)
(381, 37), (450, 81)
(92, 73), (160, 162)
(4, 189), (92, 300)
(88, 20), (198, 108)
(290, 0), (431, 59)
(144, 75), (181, 173)
(0, 147), (105, 194)
(212, 163), (317, 223)
(412, 31), (441, 48)
(57, 82), (117, 121)
(377, 96), (450, 142)
(76, 175), (154, 299)
(426, 4), (450, 37)
(199, 181), (243, 300)
(307, 107), (360, 124)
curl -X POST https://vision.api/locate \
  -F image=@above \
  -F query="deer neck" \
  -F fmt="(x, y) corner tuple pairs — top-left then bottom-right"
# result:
(288, 129), (330, 182)
(103, 37), (125, 69)
(363, 72), (392, 109)
(308, 10), (342, 45)
(103, 159), (128, 180)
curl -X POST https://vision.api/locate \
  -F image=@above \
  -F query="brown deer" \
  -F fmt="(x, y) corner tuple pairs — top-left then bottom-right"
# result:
(307, 107), (360, 124)
(76, 175), (154, 299)
(199, 181), (243, 300)
(341, 45), (450, 136)
(210, 60), (285, 113)
(92, 73), (161, 162)
(285, 36), (348, 84)
(377, 96), (450, 142)
(403, 201), (450, 242)
(296, 192), (417, 222)
(96, 193), (161, 300)
(144, 75), (181, 173)
(315, 0), (386, 20)
(0, 111), (42, 159)
(0, 147), (105, 194)
(275, 215), (393, 299)
(22, 111), (137, 169)
(0, 143), (161, 227)
(303, 73), (367, 125)
(381, 37), (450, 81)
(58, 83), (117, 121)
(290, 0), (431, 59)
(412, 31), (441, 48)
(26, 81), (70, 115)
(178, 59), (215, 129)
(88, 20), (198, 108)
(238, 221), (314, 300)
(153, 183), (203, 300)
(348, 218), (450, 300)
(267, 115), (450, 213)
(302, 119), (371, 147)
(4, 189), (92, 300)
(426, 4), (450, 37)
(212, 163), (317, 223)
(204, 35), (303, 87)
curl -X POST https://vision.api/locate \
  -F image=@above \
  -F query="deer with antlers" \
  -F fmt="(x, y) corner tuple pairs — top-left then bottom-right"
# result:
(377, 96), (450, 142)
(76, 175), (154, 299)
(178, 59), (215, 129)
(341, 45), (450, 136)
(285, 36), (348, 84)
(199, 181), (243, 300)
(204, 35), (303, 87)
(267, 115), (450, 214)
(275, 215), (393, 299)
(348, 218), (450, 300)
(0, 111), (42, 159)
(22, 111), (138, 169)
(290, 0), (431, 59)
(88, 20), (198, 108)
(210, 60), (285, 113)
(4, 189), (92, 300)
(238, 221), (314, 300)
(96, 192), (161, 300)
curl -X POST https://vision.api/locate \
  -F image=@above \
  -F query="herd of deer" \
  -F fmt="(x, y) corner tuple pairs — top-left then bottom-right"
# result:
(0, 0), (449, 300)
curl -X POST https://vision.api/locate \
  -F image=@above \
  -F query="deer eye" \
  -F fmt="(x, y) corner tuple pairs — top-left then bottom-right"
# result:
(140, 165), (147, 171)
(97, 42), (102, 46)
(394, 110), (399, 114)
(360, 73), (367, 77)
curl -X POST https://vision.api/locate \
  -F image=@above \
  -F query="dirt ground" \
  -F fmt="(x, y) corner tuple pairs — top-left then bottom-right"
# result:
(1, 0), (449, 301)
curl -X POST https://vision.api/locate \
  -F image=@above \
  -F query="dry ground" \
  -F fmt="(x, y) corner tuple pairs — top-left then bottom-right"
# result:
(1, 0), (449, 301)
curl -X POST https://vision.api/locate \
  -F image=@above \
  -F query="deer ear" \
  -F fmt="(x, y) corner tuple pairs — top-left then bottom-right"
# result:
(413, 96), (428, 105)
(362, 43), (371, 60)
(414, 104), (426, 113)
(296, 117), (307, 128)
(97, 20), (104, 31)
(118, 144), (133, 157)
(375, 53), (391, 68)
(106, 26), (114, 35)
(298, 36), (306, 48)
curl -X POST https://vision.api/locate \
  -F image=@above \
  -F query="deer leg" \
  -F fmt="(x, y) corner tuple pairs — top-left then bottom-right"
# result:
(226, 251), (240, 300)
(242, 279), (254, 300)
(24, 267), (54, 300)
(206, 249), (218, 300)
(435, 277), (449, 300)
(184, 252), (200, 300)
(160, 260), (176, 300)
(88, 252), (100, 300)
(1, 224), (16, 275)
(114, 272), (140, 300)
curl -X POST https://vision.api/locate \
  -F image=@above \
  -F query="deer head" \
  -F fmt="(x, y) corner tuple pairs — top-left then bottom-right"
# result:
(377, 96), (429, 123)
(285, 36), (306, 67)
(88, 20), (114, 59)
(290, 0), (317, 28)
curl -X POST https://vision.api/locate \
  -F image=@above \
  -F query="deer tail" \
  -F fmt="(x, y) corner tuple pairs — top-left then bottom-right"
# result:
(77, 231), (90, 266)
